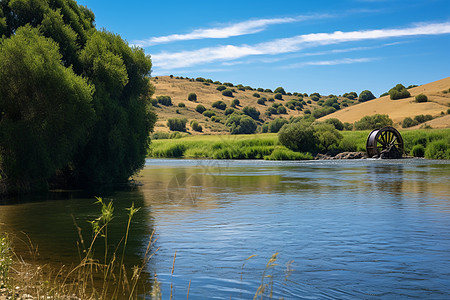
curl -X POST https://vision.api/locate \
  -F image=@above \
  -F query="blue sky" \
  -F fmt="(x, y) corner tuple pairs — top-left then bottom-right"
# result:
(77, 0), (450, 96)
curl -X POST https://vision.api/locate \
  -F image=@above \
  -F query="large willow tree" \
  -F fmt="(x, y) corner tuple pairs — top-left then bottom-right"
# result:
(0, 0), (156, 192)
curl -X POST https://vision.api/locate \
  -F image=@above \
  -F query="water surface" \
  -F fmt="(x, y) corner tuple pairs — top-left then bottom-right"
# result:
(1, 159), (449, 299)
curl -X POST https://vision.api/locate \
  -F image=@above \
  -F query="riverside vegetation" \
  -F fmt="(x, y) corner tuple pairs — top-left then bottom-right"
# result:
(148, 128), (450, 160)
(0, 0), (156, 194)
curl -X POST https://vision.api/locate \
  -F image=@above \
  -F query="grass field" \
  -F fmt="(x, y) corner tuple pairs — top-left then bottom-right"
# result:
(148, 129), (450, 160)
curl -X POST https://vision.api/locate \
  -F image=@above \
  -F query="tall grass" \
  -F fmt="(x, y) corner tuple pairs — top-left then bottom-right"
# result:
(148, 129), (450, 160)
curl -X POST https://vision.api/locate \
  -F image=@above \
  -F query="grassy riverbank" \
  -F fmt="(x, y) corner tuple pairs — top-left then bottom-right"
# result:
(148, 129), (450, 159)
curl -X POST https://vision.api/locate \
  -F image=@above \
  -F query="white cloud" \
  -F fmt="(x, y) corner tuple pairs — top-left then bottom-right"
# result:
(282, 57), (377, 69)
(152, 22), (450, 70)
(133, 15), (329, 46)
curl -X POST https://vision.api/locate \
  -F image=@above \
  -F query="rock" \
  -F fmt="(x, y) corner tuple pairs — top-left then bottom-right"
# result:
(315, 152), (368, 160)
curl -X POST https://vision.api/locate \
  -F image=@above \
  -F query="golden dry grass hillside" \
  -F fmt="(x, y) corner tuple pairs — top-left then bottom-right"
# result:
(150, 76), (357, 134)
(320, 77), (450, 128)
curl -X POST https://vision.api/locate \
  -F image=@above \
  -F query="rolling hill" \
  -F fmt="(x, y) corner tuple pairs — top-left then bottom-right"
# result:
(150, 76), (450, 135)
(320, 77), (450, 128)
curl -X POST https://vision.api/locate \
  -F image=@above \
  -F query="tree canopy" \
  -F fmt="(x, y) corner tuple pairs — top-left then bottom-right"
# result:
(0, 0), (156, 192)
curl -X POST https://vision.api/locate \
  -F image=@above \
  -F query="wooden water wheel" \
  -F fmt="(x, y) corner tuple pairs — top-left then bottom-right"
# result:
(366, 126), (404, 158)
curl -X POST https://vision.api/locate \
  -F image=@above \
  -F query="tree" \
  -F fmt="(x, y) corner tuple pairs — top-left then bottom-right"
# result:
(274, 93), (283, 100)
(0, 0), (156, 191)
(358, 90), (375, 102)
(354, 114), (393, 130)
(325, 118), (344, 130)
(225, 114), (257, 134)
(278, 121), (317, 153)
(0, 26), (94, 189)
(389, 84), (410, 100)
(268, 118), (288, 133)
(314, 123), (342, 152)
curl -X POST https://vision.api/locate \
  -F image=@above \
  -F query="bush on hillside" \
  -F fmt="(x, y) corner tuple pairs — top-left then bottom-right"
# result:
(358, 90), (376, 102)
(167, 118), (187, 132)
(415, 94), (428, 103)
(354, 114), (393, 130)
(389, 84), (410, 100)
(414, 114), (433, 123)
(402, 117), (418, 128)
(188, 93), (197, 101)
(202, 110), (216, 118)
(230, 99), (240, 107)
(224, 108), (235, 116)
(216, 85), (227, 91)
(223, 82), (234, 87)
(277, 106), (287, 114)
(274, 87), (286, 95)
(178, 102), (185, 107)
(243, 106), (260, 120)
(225, 114), (257, 134)
(274, 93), (283, 100)
(195, 104), (206, 114)
(157, 95), (173, 106)
(212, 100), (227, 110)
(253, 92), (260, 98)
(222, 89), (233, 97)
(325, 118), (344, 130)
(257, 98), (266, 105)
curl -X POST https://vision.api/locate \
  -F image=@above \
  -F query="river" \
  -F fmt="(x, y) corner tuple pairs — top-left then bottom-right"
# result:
(1, 159), (450, 299)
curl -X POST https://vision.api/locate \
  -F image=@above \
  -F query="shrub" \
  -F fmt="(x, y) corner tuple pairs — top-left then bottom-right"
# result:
(196, 104), (206, 114)
(277, 106), (287, 114)
(150, 98), (158, 106)
(343, 122), (353, 131)
(358, 90), (376, 102)
(178, 102), (185, 108)
(212, 100), (227, 110)
(188, 93), (197, 101)
(312, 107), (336, 118)
(195, 77), (206, 82)
(402, 117), (418, 128)
(354, 114), (393, 130)
(231, 99), (240, 107)
(304, 109), (311, 114)
(202, 110), (216, 118)
(310, 95), (320, 102)
(264, 89), (273, 93)
(343, 92), (357, 100)
(222, 89), (233, 97)
(425, 140), (450, 159)
(380, 92), (389, 97)
(224, 108), (235, 116)
(216, 85), (227, 91)
(167, 118), (187, 132)
(257, 88), (264, 92)
(274, 87), (286, 95)
(253, 92), (261, 98)
(389, 84), (411, 100)
(310, 92), (321, 98)
(223, 82), (234, 87)
(324, 98), (337, 106)
(225, 114), (257, 134)
(267, 107), (278, 115)
(314, 123), (343, 152)
(268, 118), (288, 133)
(325, 118), (344, 130)
(257, 98), (266, 105)
(410, 144), (425, 157)
(261, 123), (269, 133)
(157, 95), (172, 106)
(211, 116), (221, 123)
(278, 121), (317, 153)
(331, 103), (340, 110)
(414, 114), (433, 123)
(407, 84), (418, 89)
(274, 93), (283, 100)
(338, 137), (357, 152)
(190, 120), (203, 132)
(415, 94), (428, 103)
(243, 106), (260, 120)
